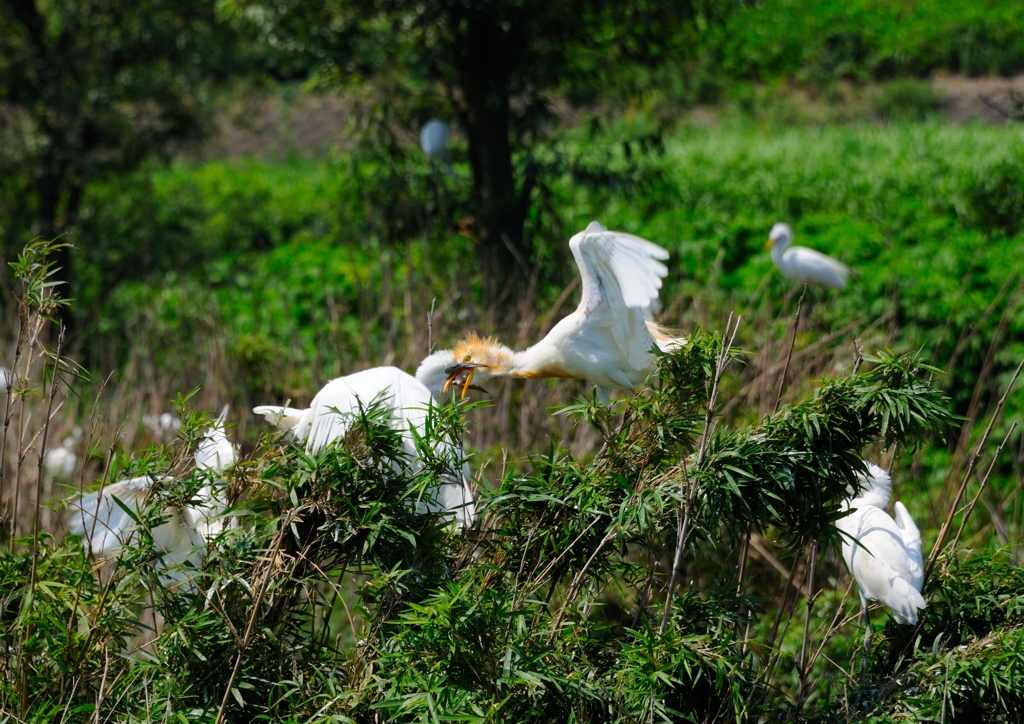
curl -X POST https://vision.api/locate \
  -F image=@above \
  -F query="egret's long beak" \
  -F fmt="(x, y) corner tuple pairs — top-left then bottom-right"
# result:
(764, 238), (775, 250)
(443, 362), (489, 399)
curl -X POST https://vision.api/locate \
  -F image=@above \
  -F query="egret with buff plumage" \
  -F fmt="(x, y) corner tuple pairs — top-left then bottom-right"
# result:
(416, 221), (683, 403)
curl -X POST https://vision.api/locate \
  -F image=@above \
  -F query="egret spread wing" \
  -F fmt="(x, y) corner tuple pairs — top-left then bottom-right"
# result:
(67, 477), (160, 556)
(569, 222), (670, 371)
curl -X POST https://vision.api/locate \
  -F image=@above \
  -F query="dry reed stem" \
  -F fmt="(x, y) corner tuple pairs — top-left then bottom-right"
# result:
(949, 419), (1019, 554)
(659, 313), (740, 635)
(926, 354), (1024, 581)
(773, 284), (808, 414)
(795, 539), (820, 712)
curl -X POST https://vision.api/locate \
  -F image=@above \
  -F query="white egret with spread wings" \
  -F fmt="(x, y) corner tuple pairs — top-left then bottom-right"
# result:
(416, 221), (682, 403)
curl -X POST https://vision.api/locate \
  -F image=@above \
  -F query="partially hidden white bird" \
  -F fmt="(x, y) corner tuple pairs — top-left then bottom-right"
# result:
(765, 222), (850, 290)
(44, 425), (83, 479)
(0, 367), (11, 394)
(254, 366), (475, 529)
(836, 461), (925, 672)
(416, 221), (683, 404)
(66, 407), (237, 586)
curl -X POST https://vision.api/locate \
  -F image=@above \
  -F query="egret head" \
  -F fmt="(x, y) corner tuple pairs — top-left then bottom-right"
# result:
(765, 222), (793, 251)
(415, 333), (514, 399)
(850, 460), (891, 509)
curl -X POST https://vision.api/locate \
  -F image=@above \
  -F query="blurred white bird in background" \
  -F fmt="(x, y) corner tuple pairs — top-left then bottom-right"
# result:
(420, 119), (449, 160)
(836, 461), (925, 673)
(44, 425), (83, 479)
(255, 367), (475, 528)
(765, 222), (849, 290)
(0, 367), (11, 394)
(417, 221), (683, 403)
(143, 411), (182, 442)
(420, 118), (457, 181)
(66, 408), (237, 586)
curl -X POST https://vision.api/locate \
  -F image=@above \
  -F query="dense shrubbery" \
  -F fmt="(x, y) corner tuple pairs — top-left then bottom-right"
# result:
(8, 259), (1018, 721)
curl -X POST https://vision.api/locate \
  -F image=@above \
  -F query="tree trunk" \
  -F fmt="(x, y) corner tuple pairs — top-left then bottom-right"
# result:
(450, 7), (531, 304)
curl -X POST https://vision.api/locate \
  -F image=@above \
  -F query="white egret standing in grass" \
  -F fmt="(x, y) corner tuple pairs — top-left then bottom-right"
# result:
(836, 461), (925, 674)
(765, 222), (849, 290)
(66, 407), (237, 586)
(254, 366), (475, 528)
(416, 221), (683, 403)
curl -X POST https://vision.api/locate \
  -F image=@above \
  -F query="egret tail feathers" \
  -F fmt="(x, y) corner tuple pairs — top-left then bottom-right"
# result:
(893, 501), (922, 549)
(884, 572), (927, 625)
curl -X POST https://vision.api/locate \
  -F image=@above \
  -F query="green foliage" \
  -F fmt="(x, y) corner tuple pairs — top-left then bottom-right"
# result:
(1, 326), (982, 722)
(963, 159), (1024, 237)
(711, 0), (1024, 88)
(0, 0), (241, 268)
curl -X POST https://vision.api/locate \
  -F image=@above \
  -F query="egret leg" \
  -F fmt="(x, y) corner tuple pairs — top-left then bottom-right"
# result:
(595, 386), (611, 405)
(861, 598), (871, 679)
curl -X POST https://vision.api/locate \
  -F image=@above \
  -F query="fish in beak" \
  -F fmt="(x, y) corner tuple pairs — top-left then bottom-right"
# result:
(443, 362), (489, 399)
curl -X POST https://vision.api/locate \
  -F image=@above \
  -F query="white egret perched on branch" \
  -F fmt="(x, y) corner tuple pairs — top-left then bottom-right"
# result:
(66, 407), (237, 586)
(416, 221), (683, 403)
(254, 366), (476, 528)
(765, 222), (849, 290)
(836, 461), (925, 673)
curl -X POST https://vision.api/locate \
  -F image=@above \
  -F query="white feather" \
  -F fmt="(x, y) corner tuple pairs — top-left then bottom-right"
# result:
(515, 221), (680, 390)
